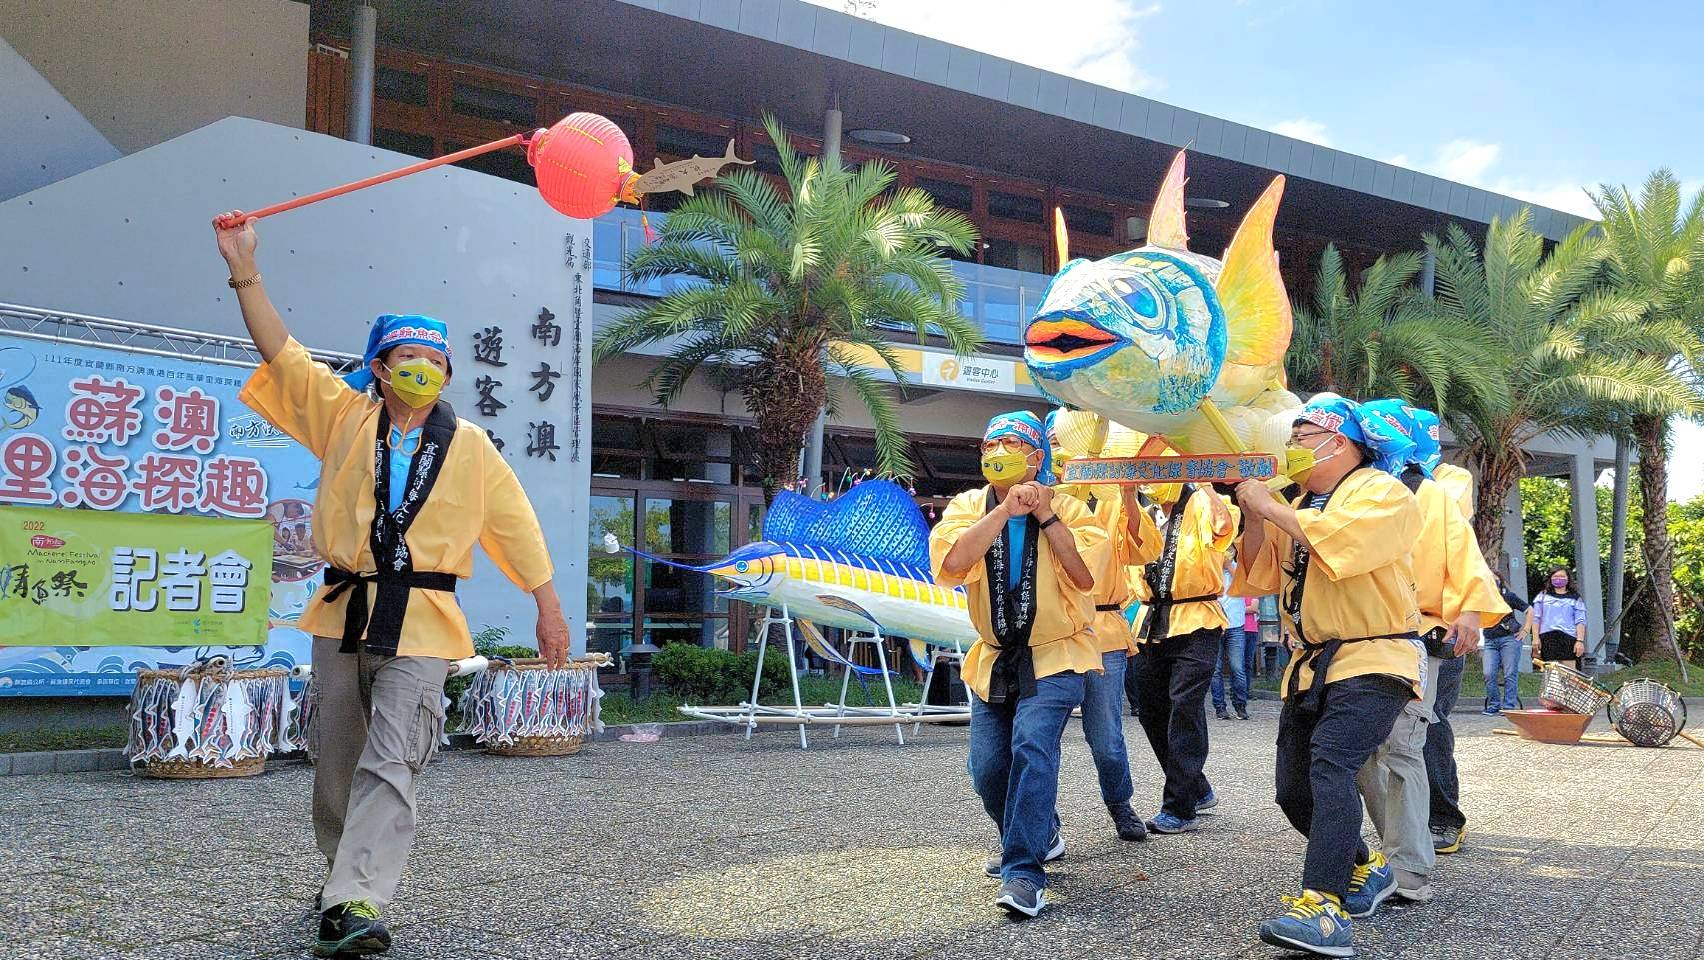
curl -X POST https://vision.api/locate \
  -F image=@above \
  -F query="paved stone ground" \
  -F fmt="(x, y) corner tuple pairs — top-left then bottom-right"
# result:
(4, 705), (1702, 960)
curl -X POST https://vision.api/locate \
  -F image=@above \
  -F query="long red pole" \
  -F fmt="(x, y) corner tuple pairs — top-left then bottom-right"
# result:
(214, 132), (532, 229)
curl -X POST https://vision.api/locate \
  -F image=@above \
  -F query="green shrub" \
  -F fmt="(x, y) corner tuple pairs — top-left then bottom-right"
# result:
(652, 642), (791, 703)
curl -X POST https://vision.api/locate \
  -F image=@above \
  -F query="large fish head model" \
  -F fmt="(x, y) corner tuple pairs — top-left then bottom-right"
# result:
(1026, 246), (1228, 418)
(1023, 151), (1296, 453)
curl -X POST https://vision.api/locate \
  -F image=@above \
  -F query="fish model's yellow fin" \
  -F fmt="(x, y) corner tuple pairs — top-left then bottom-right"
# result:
(1053, 206), (1071, 268)
(1148, 151), (1190, 251)
(1216, 175), (1291, 366)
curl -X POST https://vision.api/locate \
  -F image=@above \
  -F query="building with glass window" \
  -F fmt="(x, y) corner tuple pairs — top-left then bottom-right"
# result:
(0, 0), (1621, 659)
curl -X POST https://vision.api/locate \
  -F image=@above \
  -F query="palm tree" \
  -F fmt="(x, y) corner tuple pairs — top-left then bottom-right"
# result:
(1588, 171), (1704, 652)
(1287, 244), (1501, 409)
(594, 114), (982, 501)
(1425, 210), (1700, 564)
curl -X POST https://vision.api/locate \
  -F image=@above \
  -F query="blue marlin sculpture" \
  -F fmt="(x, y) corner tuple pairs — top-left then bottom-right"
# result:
(1023, 151), (1302, 457)
(612, 480), (977, 651)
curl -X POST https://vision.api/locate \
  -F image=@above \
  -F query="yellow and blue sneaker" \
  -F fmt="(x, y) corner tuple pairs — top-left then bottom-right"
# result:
(1258, 890), (1354, 958)
(1344, 850), (1396, 918)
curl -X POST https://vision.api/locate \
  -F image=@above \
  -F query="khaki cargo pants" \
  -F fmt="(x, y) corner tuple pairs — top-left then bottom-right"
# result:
(1357, 656), (1444, 878)
(309, 636), (448, 911)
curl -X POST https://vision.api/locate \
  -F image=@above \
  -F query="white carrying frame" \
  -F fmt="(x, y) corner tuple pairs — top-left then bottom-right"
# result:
(674, 604), (971, 748)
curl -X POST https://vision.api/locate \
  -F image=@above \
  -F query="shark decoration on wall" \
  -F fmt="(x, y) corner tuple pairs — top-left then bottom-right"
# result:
(1023, 151), (1303, 457)
(622, 139), (754, 199)
(611, 479), (978, 650)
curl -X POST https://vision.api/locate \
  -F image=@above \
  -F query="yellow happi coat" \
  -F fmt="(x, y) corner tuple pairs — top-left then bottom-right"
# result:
(1234, 468), (1424, 698)
(1409, 472), (1509, 634)
(1432, 462), (1476, 522)
(929, 488), (1108, 701)
(241, 337), (553, 660)
(1083, 492), (1140, 654)
(1129, 487), (1237, 641)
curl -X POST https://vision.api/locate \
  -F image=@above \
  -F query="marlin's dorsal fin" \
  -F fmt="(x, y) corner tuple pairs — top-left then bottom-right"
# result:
(1215, 175), (1292, 366)
(1148, 151), (1190, 251)
(1053, 206), (1071, 266)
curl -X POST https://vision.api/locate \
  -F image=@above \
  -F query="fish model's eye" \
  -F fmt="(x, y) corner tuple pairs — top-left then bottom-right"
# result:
(1127, 284), (1160, 318)
(735, 561), (748, 572)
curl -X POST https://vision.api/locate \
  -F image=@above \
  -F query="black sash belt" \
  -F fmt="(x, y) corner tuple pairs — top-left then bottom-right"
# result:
(1138, 593), (1220, 641)
(324, 566), (458, 655)
(1287, 631), (1419, 711)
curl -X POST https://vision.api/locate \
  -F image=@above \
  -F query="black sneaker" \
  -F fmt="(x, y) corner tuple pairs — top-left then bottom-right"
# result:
(1215, 706), (1231, 720)
(314, 900), (390, 957)
(1109, 802), (1149, 842)
(984, 832), (1065, 877)
(1235, 706), (1250, 720)
(994, 877), (1046, 918)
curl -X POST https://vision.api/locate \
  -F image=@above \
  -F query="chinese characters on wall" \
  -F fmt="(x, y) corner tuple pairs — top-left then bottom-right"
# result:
(469, 305), (572, 462)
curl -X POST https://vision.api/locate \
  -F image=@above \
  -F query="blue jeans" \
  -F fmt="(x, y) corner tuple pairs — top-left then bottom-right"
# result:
(1210, 626), (1251, 711)
(1481, 634), (1523, 710)
(1425, 655), (1467, 833)
(1079, 650), (1135, 806)
(969, 671), (1085, 887)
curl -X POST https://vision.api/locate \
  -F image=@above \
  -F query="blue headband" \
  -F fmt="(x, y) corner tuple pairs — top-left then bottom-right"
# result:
(343, 314), (454, 390)
(1294, 393), (1366, 446)
(1408, 407), (1443, 472)
(985, 410), (1051, 482)
(1359, 398), (1426, 478)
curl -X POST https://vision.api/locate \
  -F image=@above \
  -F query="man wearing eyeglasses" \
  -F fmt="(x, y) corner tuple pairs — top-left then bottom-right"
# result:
(929, 411), (1105, 919)
(1230, 394), (1424, 959)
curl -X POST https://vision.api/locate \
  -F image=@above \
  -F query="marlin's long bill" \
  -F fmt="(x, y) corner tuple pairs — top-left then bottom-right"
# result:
(615, 542), (722, 574)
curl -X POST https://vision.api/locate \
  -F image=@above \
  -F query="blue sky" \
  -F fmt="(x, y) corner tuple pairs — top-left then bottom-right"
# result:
(811, 0), (1704, 498)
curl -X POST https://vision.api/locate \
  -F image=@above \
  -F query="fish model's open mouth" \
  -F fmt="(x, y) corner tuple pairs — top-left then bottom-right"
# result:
(1025, 318), (1124, 366)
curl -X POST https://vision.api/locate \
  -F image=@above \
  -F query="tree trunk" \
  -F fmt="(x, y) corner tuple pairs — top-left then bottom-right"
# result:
(1632, 412), (1675, 658)
(743, 340), (829, 505)
(1471, 449), (1525, 573)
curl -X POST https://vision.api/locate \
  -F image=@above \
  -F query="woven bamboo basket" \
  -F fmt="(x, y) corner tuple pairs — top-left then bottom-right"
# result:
(1537, 662), (1611, 715)
(131, 666), (289, 779)
(476, 656), (605, 758)
(142, 754), (268, 779)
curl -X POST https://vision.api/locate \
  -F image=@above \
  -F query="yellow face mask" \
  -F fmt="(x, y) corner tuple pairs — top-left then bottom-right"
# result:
(385, 358), (446, 409)
(981, 450), (1032, 488)
(1280, 444), (1317, 488)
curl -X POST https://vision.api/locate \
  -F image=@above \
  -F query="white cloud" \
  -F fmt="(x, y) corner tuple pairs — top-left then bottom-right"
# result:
(1433, 139), (1501, 183)
(806, 0), (1167, 94)
(1488, 180), (1600, 219)
(1388, 139), (1599, 219)
(1272, 118), (1332, 147)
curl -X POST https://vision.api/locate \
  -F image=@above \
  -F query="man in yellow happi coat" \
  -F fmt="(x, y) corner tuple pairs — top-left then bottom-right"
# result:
(1125, 453), (1237, 835)
(1232, 394), (1424, 958)
(1398, 405), (1501, 859)
(1354, 400), (1507, 908)
(930, 411), (1105, 919)
(1045, 409), (1149, 843)
(215, 213), (569, 958)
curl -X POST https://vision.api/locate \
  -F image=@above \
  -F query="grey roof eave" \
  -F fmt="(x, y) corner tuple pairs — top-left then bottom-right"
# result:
(613, 0), (1590, 241)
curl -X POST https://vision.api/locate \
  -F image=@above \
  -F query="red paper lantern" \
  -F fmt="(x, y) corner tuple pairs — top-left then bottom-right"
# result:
(527, 112), (635, 220)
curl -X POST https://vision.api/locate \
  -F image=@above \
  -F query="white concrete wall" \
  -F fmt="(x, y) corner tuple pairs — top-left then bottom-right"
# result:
(0, 117), (595, 651)
(0, 0), (308, 155)
(0, 36), (120, 201)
